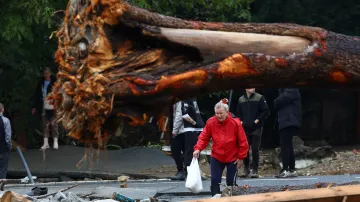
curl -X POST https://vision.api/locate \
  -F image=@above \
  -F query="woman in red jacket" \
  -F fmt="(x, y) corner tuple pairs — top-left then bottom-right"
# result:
(193, 99), (249, 196)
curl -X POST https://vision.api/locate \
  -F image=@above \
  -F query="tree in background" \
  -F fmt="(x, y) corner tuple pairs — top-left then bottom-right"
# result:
(251, 0), (360, 35)
(0, 0), (68, 147)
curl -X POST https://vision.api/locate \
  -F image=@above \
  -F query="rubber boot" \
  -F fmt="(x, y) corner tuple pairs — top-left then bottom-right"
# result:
(40, 138), (50, 150)
(53, 137), (59, 149)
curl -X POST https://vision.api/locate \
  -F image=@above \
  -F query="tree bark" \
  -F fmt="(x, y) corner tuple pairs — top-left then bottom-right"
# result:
(51, 0), (360, 145)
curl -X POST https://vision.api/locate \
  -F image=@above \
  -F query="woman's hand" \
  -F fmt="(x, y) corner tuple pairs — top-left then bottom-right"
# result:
(193, 150), (200, 158)
(235, 159), (243, 169)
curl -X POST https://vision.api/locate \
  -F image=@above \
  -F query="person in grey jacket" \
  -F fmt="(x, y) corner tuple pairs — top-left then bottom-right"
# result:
(0, 103), (12, 179)
(170, 98), (204, 180)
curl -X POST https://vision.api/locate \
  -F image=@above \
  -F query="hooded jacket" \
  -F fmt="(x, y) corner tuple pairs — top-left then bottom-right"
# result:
(274, 88), (302, 130)
(194, 113), (249, 163)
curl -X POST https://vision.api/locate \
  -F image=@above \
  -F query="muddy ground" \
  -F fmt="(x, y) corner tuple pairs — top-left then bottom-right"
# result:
(141, 145), (360, 178)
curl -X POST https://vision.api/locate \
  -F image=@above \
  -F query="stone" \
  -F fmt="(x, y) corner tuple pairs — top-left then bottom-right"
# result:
(270, 136), (337, 169)
(118, 176), (130, 182)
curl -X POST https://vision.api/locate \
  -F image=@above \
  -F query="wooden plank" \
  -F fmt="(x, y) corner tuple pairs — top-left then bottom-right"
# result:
(0, 191), (31, 202)
(186, 185), (360, 202)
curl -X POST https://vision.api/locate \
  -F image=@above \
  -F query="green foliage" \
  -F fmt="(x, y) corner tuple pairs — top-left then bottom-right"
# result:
(146, 142), (162, 150)
(129, 0), (254, 22)
(0, 0), (68, 147)
(251, 0), (360, 36)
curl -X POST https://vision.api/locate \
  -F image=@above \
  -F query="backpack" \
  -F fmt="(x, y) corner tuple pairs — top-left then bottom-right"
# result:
(182, 99), (205, 128)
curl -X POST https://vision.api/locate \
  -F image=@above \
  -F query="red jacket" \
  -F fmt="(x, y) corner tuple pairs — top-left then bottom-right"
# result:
(194, 113), (249, 163)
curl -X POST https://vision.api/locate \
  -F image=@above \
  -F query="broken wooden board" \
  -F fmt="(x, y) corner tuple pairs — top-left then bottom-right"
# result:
(186, 184), (360, 202)
(0, 191), (31, 202)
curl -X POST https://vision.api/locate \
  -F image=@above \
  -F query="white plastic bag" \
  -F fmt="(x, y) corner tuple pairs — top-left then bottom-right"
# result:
(185, 158), (203, 193)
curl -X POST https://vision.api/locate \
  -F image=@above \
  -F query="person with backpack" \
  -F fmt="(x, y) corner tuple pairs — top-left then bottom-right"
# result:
(170, 98), (204, 180)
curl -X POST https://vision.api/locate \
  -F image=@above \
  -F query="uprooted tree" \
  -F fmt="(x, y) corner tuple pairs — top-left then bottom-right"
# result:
(49, 0), (360, 148)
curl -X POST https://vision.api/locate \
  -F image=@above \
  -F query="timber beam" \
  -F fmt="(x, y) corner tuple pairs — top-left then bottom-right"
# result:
(186, 184), (360, 202)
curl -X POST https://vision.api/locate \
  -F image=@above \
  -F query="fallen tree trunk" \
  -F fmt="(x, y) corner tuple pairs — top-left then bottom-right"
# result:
(50, 0), (360, 146)
(189, 184), (360, 202)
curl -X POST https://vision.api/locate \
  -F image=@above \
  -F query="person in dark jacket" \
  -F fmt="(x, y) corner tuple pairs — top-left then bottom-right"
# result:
(0, 103), (12, 179)
(32, 67), (59, 150)
(274, 88), (302, 178)
(236, 88), (270, 178)
(170, 98), (204, 180)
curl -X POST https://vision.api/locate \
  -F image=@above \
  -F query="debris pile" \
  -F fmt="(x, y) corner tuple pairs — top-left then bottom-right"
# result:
(0, 176), (158, 202)
(0, 190), (159, 202)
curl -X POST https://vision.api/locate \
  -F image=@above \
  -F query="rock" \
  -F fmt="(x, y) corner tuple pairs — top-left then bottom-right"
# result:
(199, 159), (207, 164)
(270, 136), (337, 169)
(118, 175), (130, 182)
(34, 192), (87, 202)
(120, 183), (128, 188)
(305, 140), (330, 147)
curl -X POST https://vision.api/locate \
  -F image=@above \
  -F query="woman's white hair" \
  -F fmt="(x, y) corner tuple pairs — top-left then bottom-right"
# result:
(214, 101), (229, 112)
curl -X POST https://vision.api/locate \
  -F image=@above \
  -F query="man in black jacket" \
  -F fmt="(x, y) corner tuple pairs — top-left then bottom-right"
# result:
(32, 67), (59, 150)
(274, 88), (302, 178)
(236, 88), (270, 178)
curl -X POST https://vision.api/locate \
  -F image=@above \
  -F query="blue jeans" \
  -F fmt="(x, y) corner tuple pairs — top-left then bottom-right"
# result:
(211, 157), (237, 188)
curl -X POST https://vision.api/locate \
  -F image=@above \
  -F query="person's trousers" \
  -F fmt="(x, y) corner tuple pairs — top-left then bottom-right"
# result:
(279, 126), (299, 171)
(0, 151), (10, 179)
(243, 129), (262, 172)
(42, 108), (59, 138)
(210, 157), (237, 195)
(171, 131), (198, 172)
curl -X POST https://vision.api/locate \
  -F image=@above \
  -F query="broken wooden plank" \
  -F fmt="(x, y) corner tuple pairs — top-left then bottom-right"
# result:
(186, 184), (360, 202)
(0, 191), (32, 202)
